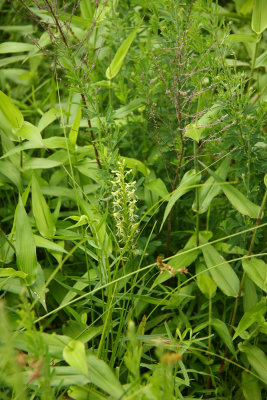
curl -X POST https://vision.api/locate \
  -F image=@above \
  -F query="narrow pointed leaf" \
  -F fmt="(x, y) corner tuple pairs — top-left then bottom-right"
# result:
(241, 371), (262, 400)
(87, 354), (125, 399)
(32, 173), (56, 239)
(69, 107), (81, 146)
(15, 197), (37, 285)
(242, 258), (267, 293)
(200, 234), (240, 297)
(0, 90), (23, 129)
(15, 121), (43, 145)
(106, 25), (139, 80)
(38, 108), (61, 132)
(233, 300), (266, 340)
(239, 343), (267, 383)
(192, 156), (231, 213)
(211, 319), (236, 357)
(185, 104), (222, 142)
(63, 340), (89, 377)
(161, 169), (201, 229)
(199, 161), (261, 218)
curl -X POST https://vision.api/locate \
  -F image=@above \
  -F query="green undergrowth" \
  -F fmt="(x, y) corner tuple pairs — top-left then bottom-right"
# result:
(0, 0), (266, 399)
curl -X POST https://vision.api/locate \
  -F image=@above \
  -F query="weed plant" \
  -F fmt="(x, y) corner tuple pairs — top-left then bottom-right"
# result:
(0, 0), (266, 399)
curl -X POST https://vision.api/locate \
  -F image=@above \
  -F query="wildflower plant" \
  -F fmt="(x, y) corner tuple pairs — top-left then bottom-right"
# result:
(111, 160), (138, 248)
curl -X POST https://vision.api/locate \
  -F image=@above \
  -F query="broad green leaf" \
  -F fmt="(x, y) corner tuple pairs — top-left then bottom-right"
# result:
(69, 107), (81, 146)
(252, 0), (267, 34)
(199, 161), (261, 218)
(15, 196), (37, 285)
(161, 170), (201, 230)
(22, 158), (62, 170)
(241, 372), (262, 400)
(200, 234), (240, 297)
(243, 276), (258, 312)
(196, 262), (217, 298)
(32, 173), (56, 239)
(239, 343), (267, 383)
(0, 160), (22, 191)
(121, 156), (148, 176)
(0, 55), (26, 68)
(106, 25), (140, 80)
(233, 300), (266, 340)
(145, 178), (169, 198)
(0, 90), (23, 129)
(242, 258), (267, 293)
(63, 340), (89, 377)
(0, 267), (27, 279)
(113, 98), (146, 119)
(15, 121), (43, 145)
(60, 270), (97, 307)
(227, 33), (260, 43)
(66, 215), (89, 229)
(185, 104), (222, 142)
(34, 235), (67, 253)
(0, 42), (35, 53)
(68, 386), (106, 400)
(192, 156), (231, 214)
(211, 319), (236, 357)
(87, 354), (125, 399)
(30, 263), (47, 311)
(234, 0), (254, 14)
(38, 108), (61, 132)
(255, 50), (267, 68)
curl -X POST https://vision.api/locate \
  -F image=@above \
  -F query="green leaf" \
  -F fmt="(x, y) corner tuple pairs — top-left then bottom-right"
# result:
(0, 42), (35, 53)
(227, 33), (260, 43)
(121, 156), (148, 176)
(192, 156), (231, 214)
(243, 276), (258, 312)
(65, 215), (89, 229)
(34, 235), (67, 253)
(38, 108), (61, 132)
(69, 107), (81, 146)
(239, 343), (267, 383)
(242, 258), (267, 293)
(234, 0), (254, 15)
(199, 161), (261, 218)
(252, 0), (267, 34)
(233, 300), (266, 340)
(87, 354), (125, 399)
(145, 178), (169, 198)
(196, 262), (217, 298)
(0, 267), (27, 279)
(241, 371), (262, 400)
(255, 50), (267, 68)
(113, 98), (146, 119)
(22, 158), (62, 170)
(30, 263), (47, 311)
(15, 196), (37, 285)
(32, 173), (56, 239)
(0, 90), (24, 129)
(185, 104), (222, 142)
(0, 160), (22, 191)
(63, 340), (89, 377)
(211, 319), (236, 357)
(106, 25), (140, 80)
(200, 234), (240, 297)
(161, 170), (201, 230)
(15, 121), (43, 145)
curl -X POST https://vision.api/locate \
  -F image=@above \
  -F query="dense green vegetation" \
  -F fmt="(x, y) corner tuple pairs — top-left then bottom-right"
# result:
(0, 0), (266, 398)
